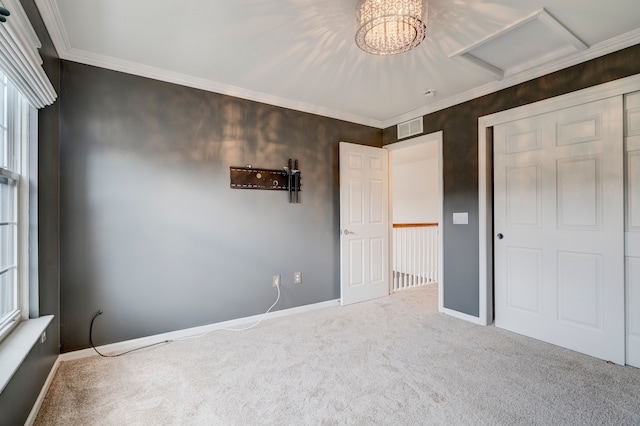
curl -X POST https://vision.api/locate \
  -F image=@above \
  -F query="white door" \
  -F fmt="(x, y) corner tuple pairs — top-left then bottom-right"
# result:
(625, 91), (640, 368)
(339, 142), (389, 305)
(494, 97), (625, 364)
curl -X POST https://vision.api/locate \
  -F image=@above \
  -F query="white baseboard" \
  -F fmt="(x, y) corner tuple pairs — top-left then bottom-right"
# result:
(24, 356), (61, 426)
(440, 307), (490, 326)
(28, 299), (339, 422)
(59, 299), (340, 362)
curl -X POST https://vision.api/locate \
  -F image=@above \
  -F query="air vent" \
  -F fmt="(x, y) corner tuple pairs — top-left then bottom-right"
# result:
(397, 117), (423, 140)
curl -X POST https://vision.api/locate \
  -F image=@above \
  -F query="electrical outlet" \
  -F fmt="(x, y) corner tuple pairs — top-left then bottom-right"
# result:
(294, 272), (302, 284)
(41, 331), (46, 343)
(273, 275), (281, 287)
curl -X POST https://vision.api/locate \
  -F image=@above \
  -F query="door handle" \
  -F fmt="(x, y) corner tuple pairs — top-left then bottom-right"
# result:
(343, 229), (353, 235)
(496, 233), (504, 239)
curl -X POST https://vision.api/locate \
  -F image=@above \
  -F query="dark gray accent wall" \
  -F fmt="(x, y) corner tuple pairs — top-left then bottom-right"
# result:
(0, 328), (58, 426)
(0, 1), (61, 425)
(383, 44), (640, 317)
(59, 61), (381, 352)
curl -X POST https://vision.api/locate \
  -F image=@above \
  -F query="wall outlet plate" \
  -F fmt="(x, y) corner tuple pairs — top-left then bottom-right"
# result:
(273, 275), (281, 287)
(294, 272), (302, 284)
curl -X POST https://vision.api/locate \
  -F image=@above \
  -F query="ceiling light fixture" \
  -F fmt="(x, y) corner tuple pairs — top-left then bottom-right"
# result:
(355, 0), (428, 55)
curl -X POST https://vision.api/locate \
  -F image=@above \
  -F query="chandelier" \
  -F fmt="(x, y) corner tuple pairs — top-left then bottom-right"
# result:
(355, 0), (428, 55)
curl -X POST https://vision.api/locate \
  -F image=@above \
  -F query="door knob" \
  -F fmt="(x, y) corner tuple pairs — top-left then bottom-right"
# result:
(496, 233), (504, 239)
(343, 229), (352, 235)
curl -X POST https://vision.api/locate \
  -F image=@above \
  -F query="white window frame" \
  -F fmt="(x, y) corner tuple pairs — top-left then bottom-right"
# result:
(0, 76), (30, 343)
(0, 0), (55, 397)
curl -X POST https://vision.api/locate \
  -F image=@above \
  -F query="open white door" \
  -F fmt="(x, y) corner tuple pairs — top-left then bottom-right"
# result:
(339, 142), (389, 305)
(494, 97), (625, 364)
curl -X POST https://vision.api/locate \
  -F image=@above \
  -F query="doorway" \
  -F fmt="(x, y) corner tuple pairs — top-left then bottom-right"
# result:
(386, 132), (444, 309)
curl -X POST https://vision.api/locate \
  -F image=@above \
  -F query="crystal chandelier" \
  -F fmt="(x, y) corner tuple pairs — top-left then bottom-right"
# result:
(355, 0), (428, 55)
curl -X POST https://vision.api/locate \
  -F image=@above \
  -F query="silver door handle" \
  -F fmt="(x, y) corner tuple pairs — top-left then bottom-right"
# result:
(496, 233), (504, 239)
(343, 229), (353, 235)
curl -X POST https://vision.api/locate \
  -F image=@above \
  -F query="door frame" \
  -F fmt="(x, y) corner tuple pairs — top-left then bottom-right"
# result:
(477, 73), (640, 326)
(385, 131), (444, 307)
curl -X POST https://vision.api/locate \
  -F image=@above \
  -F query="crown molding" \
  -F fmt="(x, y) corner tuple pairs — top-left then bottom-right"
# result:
(35, 0), (383, 128)
(34, 0), (71, 52)
(382, 28), (640, 128)
(62, 47), (384, 128)
(35, 0), (640, 130)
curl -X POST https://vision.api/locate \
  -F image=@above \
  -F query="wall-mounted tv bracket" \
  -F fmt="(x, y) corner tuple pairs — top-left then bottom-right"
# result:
(229, 159), (301, 203)
(283, 159), (300, 203)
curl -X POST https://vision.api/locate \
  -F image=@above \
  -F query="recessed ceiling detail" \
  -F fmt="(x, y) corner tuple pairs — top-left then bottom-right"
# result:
(450, 9), (588, 80)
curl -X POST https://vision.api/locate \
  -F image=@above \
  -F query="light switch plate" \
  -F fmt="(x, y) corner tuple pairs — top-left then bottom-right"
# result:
(453, 212), (468, 225)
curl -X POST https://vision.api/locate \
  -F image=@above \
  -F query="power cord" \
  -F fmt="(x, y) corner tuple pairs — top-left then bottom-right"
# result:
(173, 283), (282, 341)
(89, 284), (281, 355)
(218, 282), (281, 332)
(89, 310), (169, 358)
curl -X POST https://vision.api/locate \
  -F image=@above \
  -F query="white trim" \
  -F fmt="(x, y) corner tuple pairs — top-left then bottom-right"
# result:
(31, 0), (71, 52)
(384, 131), (444, 313)
(59, 299), (340, 362)
(383, 28), (640, 128)
(0, 315), (52, 394)
(27, 103), (38, 318)
(24, 356), (60, 426)
(68, 47), (382, 128)
(17, 91), (30, 320)
(34, 0), (379, 128)
(440, 307), (486, 325)
(34, 0), (640, 129)
(477, 73), (640, 326)
(0, 0), (57, 108)
(450, 9), (588, 80)
(481, 74), (640, 127)
(537, 9), (588, 51)
(454, 54), (504, 80)
(386, 147), (395, 295)
(478, 123), (491, 326)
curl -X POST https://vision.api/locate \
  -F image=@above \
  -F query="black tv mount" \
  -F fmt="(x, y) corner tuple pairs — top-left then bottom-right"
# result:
(230, 159), (301, 203)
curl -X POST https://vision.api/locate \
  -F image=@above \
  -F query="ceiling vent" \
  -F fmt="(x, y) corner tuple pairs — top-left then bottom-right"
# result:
(397, 117), (423, 140)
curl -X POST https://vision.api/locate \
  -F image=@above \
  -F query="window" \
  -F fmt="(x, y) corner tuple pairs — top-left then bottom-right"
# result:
(0, 71), (29, 342)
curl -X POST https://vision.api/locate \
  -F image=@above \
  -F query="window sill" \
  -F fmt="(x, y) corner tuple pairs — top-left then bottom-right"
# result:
(0, 315), (53, 394)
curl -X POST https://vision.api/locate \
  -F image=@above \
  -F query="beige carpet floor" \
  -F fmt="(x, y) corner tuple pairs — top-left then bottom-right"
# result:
(35, 284), (640, 425)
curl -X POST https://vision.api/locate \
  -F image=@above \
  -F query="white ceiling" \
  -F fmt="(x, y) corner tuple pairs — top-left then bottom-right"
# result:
(34, 0), (640, 128)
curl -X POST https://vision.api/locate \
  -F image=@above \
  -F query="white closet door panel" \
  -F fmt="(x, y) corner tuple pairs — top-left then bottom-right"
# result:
(625, 91), (640, 368)
(495, 96), (624, 364)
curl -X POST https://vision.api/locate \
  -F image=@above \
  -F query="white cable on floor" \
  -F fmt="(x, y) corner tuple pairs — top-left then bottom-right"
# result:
(172, 284), (281, 341)
(219, 284), (281, 332)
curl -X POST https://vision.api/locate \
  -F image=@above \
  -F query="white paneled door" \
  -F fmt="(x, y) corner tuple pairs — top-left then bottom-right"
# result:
(494, 97), (625, 365)
(625, 91), (640, 368)
(339, 142), (389, 305)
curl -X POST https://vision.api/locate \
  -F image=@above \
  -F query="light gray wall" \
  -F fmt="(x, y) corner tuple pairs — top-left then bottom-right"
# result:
(59, 62), (381, 352)
(383, 43), (640, 318)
